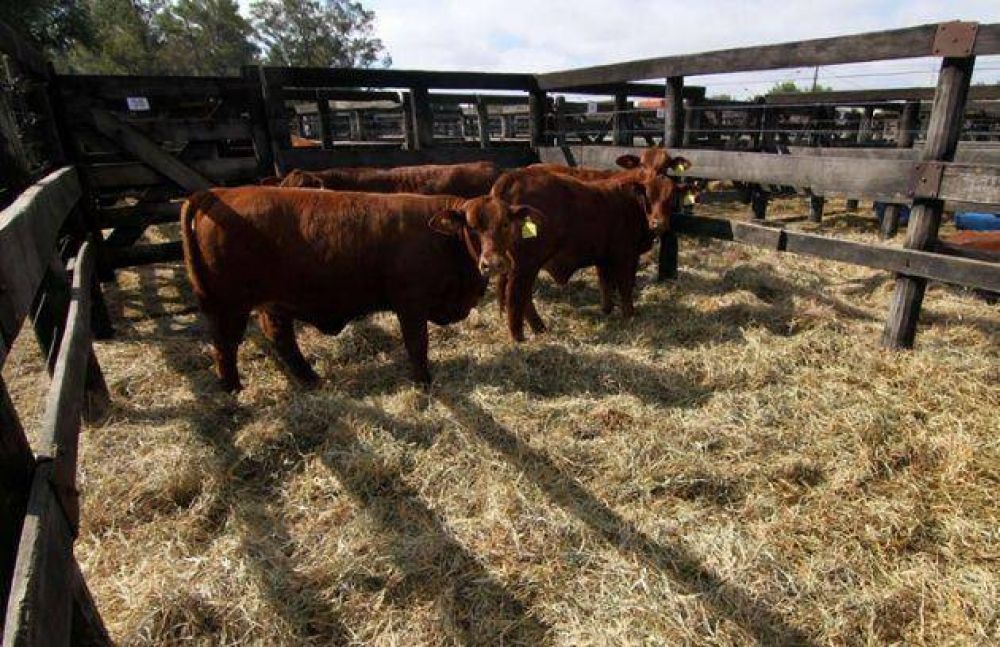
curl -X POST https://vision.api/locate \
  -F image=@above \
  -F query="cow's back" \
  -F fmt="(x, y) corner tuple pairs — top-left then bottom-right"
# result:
(183, 188), (482, 327)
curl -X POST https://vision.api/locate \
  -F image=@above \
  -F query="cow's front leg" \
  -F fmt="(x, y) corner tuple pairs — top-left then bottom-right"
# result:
(396, 311), (431, 384)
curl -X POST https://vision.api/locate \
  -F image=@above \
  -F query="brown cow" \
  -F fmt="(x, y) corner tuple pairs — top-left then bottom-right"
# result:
(181, 187), (537, 390)
(936, 230), (1000, 262)
(290, 134), (322, 149)
(528, 150), (691, 181)
(491, 166), (681, 341)
(279, 161), (502, 198)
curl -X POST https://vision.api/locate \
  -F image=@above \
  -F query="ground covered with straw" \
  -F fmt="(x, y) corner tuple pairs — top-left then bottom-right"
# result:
(4, 198), (998, 645)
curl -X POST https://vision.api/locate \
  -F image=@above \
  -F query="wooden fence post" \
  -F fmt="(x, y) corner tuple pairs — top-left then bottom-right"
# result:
(663, 76), (684, 148)
(258, 67), (291, 176)
(475, 95), (490, 149)
(317, 99), (333, 149)
(409, 87), (434, 150)
(883, 55), (975, 349)
(881, 101), (921, 238)
(658, 76), (684, 281)
(529, 90), (546, 146)
(554, 96), (567, 147)
(856, 106), (874, 144)
(613, 91), (629, 146)
(751, 188), (769, 221)
(682, 95), (700, 147)
(241, 65), (275, 177)
(809, 194), (825, 223)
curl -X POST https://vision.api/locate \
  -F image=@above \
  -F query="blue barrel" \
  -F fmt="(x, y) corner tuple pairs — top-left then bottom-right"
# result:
(954, 212), (1000, 231)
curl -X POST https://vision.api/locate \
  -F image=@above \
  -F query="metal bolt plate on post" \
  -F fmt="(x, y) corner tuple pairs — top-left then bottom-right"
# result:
(931, 21), (978, 57)
(907, 162), (945, 199)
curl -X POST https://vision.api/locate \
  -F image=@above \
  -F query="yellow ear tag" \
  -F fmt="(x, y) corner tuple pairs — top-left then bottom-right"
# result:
(683, 192), (696, 206)
(676, 163), (688, 172)
(521, 218), (538, 239)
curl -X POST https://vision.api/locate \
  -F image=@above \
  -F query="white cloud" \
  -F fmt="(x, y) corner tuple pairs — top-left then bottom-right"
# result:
(242, 0), (1000, 96)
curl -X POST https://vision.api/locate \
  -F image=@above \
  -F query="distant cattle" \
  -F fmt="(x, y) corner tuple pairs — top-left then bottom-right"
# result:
(279, 161), (502, 198)
(491, 166), (682, 341)
(181, 187), (536, 390)
(290, 134), (322, 148)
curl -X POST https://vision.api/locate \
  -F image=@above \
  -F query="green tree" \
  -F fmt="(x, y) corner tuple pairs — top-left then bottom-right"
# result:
(0, 0), (93, 57)
(156, 0), (258, 75)
(64, 0), (162, 74)
(249, 0), (390, 68)
(766, 80), (833, 95)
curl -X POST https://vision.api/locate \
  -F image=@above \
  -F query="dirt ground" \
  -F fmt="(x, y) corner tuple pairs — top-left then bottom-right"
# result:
(4, 197), (997, 645)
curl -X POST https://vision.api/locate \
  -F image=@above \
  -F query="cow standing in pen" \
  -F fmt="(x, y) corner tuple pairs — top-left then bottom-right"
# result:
(491, 165), (683, 342)
(181, 187), (538, 391)
(277, 160), (502, 198)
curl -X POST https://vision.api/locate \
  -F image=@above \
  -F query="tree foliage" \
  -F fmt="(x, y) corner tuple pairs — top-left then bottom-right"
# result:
(7, 0), (389, 74)
(249, 0), (390, 68)
(766, 80), (834, 95)
(0, 0), (93, 55)
(156, 0), (259, 75)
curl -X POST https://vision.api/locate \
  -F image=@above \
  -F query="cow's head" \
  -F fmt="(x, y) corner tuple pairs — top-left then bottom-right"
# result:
(625, 168), (681, 234)
(279, 169), (325, 189)
(616, 148), (691, 177)
(428, 196), (540, 277)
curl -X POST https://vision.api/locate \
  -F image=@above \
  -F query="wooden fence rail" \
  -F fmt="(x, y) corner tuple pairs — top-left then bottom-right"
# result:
(1, 165), (112, 645)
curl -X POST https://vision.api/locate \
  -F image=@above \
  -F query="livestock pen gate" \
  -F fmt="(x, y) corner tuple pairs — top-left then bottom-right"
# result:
(1, 17), (1000, 646)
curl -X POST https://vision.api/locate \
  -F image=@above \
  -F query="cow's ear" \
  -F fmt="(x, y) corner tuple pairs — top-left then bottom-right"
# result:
(616, 154), (641, 169)
(429, 209), (466, 236)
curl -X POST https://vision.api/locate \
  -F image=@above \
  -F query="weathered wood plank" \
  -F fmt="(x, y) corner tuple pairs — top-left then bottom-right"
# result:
(766, 84), (1000, 105)
(785, 145), (1000, 165)
(281, 88), (401, 103)
(35, 242), (107, 529)
(86, 157), (257, 189)
(0, 168), (81, 352)
(56, 74), (254, 100)
(2, 462), (74, 647)
(936, 164), (1000, 205)
(277, 67), (537, 91)
(106, 241), (183, 269)
(537, 23), (999, 88)
(0, 378), (34, 632)
(281, 146), (538, 171)
(90, 109), (213, 192)
(673, 214), (1000, 292)
(539, 146), (915, 201)
(121, 118), (252, 143)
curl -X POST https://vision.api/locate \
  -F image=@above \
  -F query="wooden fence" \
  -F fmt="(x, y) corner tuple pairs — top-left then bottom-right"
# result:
(0, 166), (113, 646)
(536, 19), (1000, 348)
(1, 19), (998, 644)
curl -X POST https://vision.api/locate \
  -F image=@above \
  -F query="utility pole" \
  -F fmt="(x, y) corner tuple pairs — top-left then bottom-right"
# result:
(811, 66), (819, 92)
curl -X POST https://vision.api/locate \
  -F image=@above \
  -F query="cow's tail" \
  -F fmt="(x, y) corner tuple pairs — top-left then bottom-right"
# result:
(180, 192), (212, 303)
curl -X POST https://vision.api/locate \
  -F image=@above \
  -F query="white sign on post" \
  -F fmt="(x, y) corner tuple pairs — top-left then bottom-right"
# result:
(126, 96), (151, 111)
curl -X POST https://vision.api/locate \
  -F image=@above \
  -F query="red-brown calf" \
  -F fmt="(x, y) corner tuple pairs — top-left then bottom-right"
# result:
(181, 187), (534, 390)
(490, 166), (681, 341)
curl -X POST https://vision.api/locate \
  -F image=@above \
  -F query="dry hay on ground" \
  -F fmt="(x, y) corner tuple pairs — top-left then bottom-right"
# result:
(4, 198), (998, 645)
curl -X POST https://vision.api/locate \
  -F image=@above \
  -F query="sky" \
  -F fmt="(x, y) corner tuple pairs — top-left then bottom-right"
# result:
(240, 0), (1000, 98)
